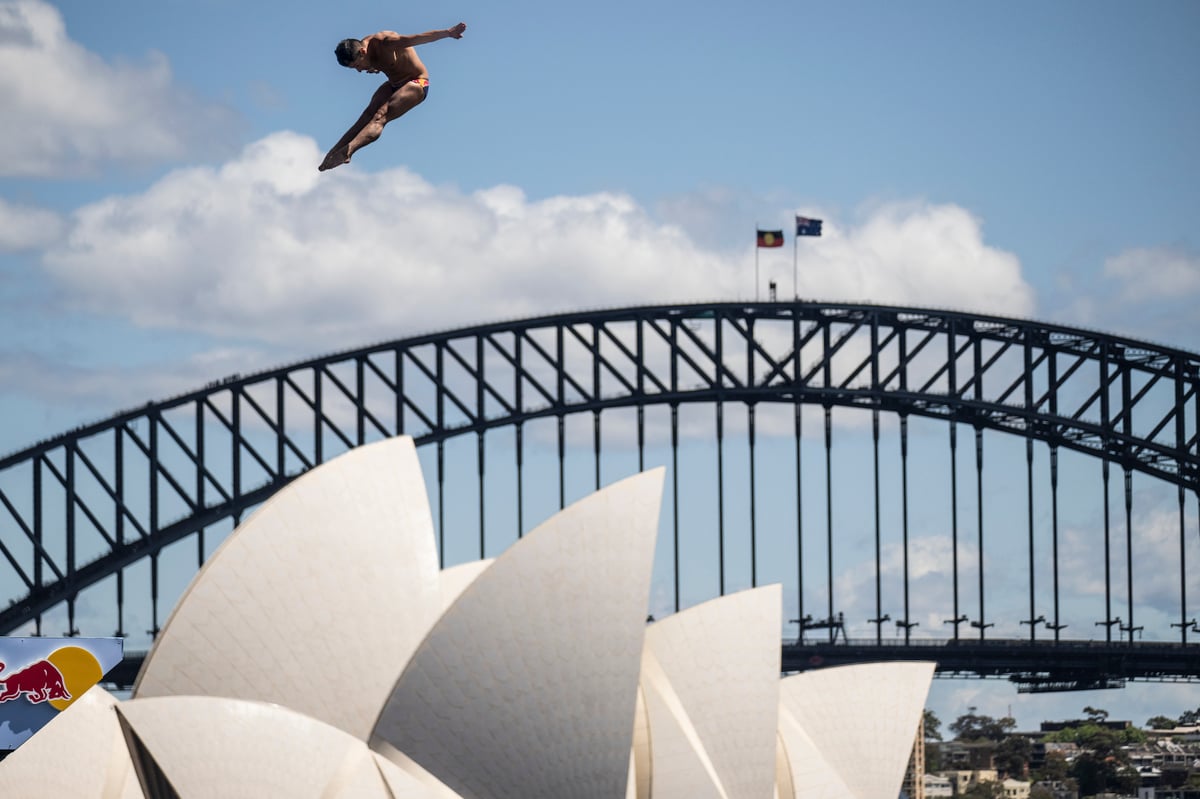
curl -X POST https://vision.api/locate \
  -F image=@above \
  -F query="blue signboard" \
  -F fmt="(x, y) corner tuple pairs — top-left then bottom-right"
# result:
(0, 637), (123, 751)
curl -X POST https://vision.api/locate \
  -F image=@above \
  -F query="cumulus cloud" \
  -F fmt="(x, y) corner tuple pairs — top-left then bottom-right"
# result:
(791, 202), (1033, 318)
(1105, 247), (1200, 301)
(42, 131), (1035, 353)
(0, 197), (63, 250)
(0, 0), (238, 176)
(1057, 246), (1200, 345)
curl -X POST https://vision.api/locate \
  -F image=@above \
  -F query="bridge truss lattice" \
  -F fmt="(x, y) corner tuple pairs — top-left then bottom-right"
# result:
(2, 301), (1198, 689)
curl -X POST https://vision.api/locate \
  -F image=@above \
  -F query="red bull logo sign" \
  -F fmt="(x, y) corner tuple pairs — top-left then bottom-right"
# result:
(0, 658), (72, 704)
(0, 638), (123, 752)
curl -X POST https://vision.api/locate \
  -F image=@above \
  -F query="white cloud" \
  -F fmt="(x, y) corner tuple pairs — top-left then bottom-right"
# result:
(1055, 246), (1200, 345)
(0, 0), (238, 176)
(790, 201), (1033, 317)
(0, 197), (62, 250)
(1104, 247), (1200, 301)
(42, 131), (1035, 353)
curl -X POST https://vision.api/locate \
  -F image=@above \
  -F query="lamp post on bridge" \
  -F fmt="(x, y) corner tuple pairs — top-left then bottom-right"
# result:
(1095, 616), (1121, 644)
(895, 618), (919, 645)
(969, 619), (994, 641)
(943, 614), (968, 640)
(1044, 620), (1068, 643)
(1020, 614), (1046, 643)
(1119, 620), (1144, 642)
(867, 613), (890, 645)
(1170, 618), (1198, 644)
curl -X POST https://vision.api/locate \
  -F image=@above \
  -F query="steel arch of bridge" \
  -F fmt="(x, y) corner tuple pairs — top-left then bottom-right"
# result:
(2, 300), (1199, 681)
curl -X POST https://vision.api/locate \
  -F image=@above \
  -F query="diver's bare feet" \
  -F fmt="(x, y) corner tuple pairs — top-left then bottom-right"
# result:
(319, 148), (350, 171)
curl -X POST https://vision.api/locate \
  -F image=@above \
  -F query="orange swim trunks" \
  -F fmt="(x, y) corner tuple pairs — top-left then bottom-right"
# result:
(392, 77), (429, 97)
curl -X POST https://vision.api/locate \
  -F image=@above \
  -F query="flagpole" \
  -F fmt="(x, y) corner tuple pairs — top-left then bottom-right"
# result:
(793, 225), (798, 300)
(755, 223), (760, 301)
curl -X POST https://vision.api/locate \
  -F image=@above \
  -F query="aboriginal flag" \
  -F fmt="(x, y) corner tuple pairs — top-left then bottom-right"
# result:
(757, 229), (784, 248)
(795, 216), (823, 237)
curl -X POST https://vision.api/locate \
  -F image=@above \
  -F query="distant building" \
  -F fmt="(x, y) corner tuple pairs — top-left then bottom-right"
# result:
(1029, 740), (1080, 773)
(1137, 788), (1200, 799)
(940, 740), (997, 771)
(1041, 719), (1132, 733)
(933, 774), (1028, 799)
(939, 768), (999, 795)
(1144, 726), (1200, 744)
(923, 773), (953, 797)
(1032, 779), (1078, 799)
(1001, 777), (1030, 798)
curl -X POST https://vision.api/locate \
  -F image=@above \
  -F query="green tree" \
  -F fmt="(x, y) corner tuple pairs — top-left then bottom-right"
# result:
(1042, 716), (1140, 795)
(994, 735), (1032, 778)
(1147, 714), (1178, 730)
(1044, 720), (1142, 747)
(950, 708), (1017, 742)
(1032, 750), (1070, 782)
(924, 709), (943, 742)
(1077, 724), (1123, 758)
(1122, 726), (1147, 745)
(1070, 728), (1135, 796)
(1071, 752), (1112, 797)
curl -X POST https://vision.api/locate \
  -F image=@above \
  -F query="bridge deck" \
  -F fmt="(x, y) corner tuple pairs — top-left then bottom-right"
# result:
(101, 638), (1200, 694)
(783, 638), (1200, 692)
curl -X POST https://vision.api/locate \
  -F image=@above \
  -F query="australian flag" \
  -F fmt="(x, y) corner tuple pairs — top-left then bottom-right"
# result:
(795, 216), (823, 237)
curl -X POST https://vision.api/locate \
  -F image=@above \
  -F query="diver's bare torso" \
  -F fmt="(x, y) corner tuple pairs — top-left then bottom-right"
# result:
(363, 37), (429, 86)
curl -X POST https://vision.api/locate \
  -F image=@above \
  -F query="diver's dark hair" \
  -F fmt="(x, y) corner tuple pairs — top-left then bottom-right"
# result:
(334, 38), (364, 67)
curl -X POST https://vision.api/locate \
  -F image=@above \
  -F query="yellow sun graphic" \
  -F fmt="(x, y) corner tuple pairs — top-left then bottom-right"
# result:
(45, 646), (103, 711)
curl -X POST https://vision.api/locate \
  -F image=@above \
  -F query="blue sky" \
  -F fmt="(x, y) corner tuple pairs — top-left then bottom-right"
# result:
(1, 0), (1199, 730)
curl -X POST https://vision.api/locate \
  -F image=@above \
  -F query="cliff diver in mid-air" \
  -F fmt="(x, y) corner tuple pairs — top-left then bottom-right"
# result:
(319, 21), (466, 172)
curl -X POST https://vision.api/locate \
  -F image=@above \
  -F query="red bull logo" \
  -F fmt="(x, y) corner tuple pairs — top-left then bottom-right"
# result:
(0, 658), (71, 704)
(0, 638), (123, 752)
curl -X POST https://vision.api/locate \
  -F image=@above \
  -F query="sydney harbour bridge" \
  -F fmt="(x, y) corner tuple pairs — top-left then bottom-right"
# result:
(1, 301), (1197, 693)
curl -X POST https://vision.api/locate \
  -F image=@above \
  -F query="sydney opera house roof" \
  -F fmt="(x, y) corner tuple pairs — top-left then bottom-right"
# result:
(0, 435), (933, 798)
